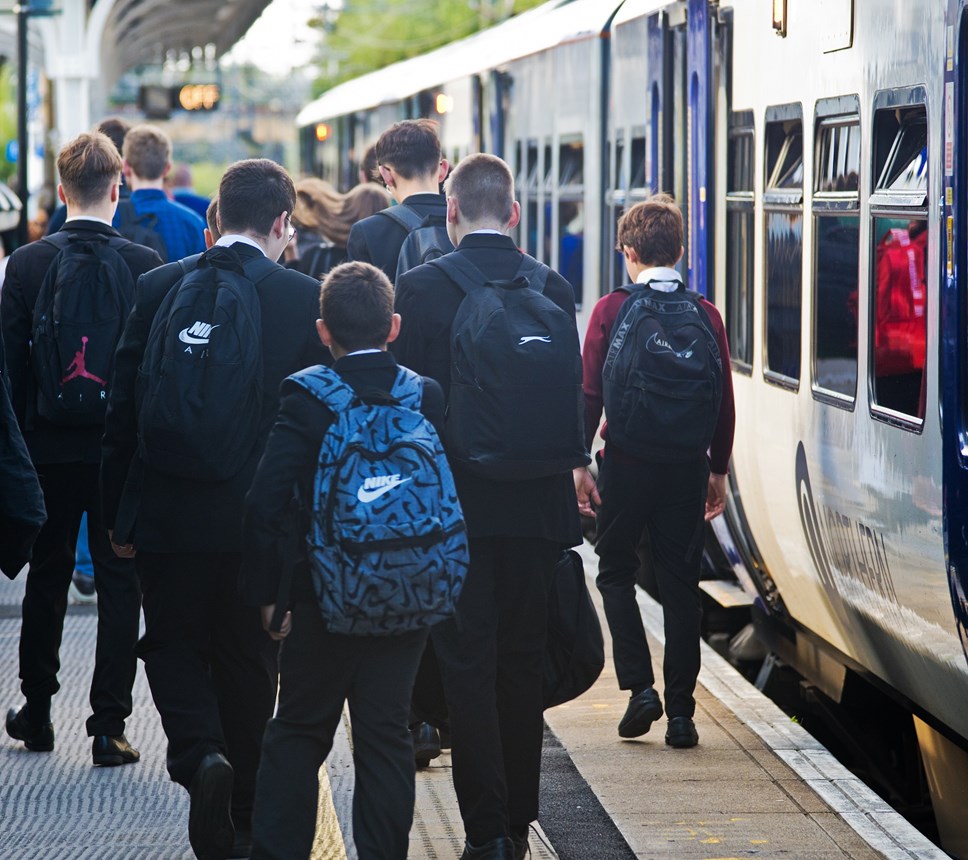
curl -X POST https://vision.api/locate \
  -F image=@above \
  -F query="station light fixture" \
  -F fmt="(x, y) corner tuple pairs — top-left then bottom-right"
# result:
(315, 123), (331, 142)
(435, 93), (454, 115)
(772, 0), (787, 37)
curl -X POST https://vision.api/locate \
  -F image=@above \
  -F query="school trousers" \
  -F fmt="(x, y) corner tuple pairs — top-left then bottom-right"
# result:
(433, 536), (559, 845)
(18, 462), (140, 737)
(594, 451), (709, 718)
(136, 550), (278, 831)
(250, 604), (427, 860)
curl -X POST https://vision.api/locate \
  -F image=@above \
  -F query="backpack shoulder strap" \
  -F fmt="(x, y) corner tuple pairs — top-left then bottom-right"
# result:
(390, 365), (423, 410)
(40, 232), (71, 253)
(514, 255), (551, 294)
(378, 204), (424, 233)
(426, 253), (489, 296)
(177, 252), (203, 277)
(239, 253), (280, 287)
(288, 364), (356, 415)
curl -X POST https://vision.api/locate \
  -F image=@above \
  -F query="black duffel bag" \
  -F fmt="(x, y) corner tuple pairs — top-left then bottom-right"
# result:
(543, 549), (605, 709)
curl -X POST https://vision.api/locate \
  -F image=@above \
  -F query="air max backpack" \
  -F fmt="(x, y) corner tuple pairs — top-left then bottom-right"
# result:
(291, 363), (469, 636)
(379, 204), (454, 283)
(427, 253), (589, 481)
(137, 246), (274, 481)
(30, 232), (134, 425)
(602, 282), (722, 461)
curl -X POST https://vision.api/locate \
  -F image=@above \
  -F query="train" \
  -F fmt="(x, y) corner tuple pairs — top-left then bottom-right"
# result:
(297, 0), (968, 854)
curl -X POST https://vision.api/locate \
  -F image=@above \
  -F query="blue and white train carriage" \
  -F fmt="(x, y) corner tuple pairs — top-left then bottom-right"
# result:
(299, 1), (968, 853)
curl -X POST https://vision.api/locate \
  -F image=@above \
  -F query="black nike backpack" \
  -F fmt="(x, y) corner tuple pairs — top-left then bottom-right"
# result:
(602, 282), (723, 461)
(379, 204), (454, 282)
(30, 232), (134, 425)
(136, 246), (274, 481)
(427, 253), (589, 481)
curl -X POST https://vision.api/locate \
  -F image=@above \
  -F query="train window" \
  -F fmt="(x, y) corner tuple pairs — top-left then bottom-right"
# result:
(763, 107), (803, 388)
(604, 137), (627, 293)
(630, 137), (647, 192)
(726, 112), (754, 371)
(813, 109), (861, 404)
(512, 140), (524, 248)
(558, 139), (585, 307)
(869, 102), (928, 423)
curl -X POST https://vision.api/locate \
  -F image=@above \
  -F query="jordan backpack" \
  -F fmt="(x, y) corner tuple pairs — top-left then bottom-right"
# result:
(30, 232), (134, 425)
(292, 364), (469, 636)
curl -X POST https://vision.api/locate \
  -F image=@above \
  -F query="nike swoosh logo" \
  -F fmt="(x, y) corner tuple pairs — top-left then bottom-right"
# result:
(357, 476), (412, 503)
(178, 329), (211, 345)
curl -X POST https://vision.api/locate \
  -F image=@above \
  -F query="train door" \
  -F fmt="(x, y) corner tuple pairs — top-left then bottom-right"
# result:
(944, 3), (968, 663)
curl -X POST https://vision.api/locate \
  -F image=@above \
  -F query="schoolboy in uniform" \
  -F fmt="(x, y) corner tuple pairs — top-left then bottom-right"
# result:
(242, 261), (445, 860)
(574, 194), (735, 748)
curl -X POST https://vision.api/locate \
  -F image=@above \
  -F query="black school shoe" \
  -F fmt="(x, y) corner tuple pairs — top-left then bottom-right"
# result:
(92, 734), (140, 766)
(188, 752), (235, 860)
(5, 706), (54, 752)
(617, 687), (664, 738)
(412, 721), (442, 767)
(665, 716), (699, 748)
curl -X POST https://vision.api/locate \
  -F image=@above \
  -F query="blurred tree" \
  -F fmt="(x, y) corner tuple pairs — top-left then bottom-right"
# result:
(311, 0), (549, 96)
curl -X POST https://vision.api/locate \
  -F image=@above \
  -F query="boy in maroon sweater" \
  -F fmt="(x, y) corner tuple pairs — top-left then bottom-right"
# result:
(574, 194), (735, 748)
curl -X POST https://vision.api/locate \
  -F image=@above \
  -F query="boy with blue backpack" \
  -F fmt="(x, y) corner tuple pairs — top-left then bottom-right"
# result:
(242, 261), (467, 860)
(574, 194), (735, 749)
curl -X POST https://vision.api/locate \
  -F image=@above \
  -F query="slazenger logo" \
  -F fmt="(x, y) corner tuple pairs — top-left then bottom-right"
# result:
(357, 473), (412, 503)
(646, 332), (696, 359)
(178, 321), (220, 345)
(518, 335), (551, 345)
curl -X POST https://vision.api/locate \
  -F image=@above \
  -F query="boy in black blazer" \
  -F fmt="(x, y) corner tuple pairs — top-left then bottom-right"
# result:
(242, 261), (444, 860)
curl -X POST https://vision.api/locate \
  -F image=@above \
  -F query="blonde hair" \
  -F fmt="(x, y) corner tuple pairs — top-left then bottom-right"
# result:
(293, 179), (389, 247)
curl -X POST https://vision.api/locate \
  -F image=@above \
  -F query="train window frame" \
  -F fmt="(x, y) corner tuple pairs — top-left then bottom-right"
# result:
(868, 90), (929, 432)
(604, 132), (629, 294)
(726, 110), (755, 373)
(763, 103), (804, 391)
(811, 95), (861, 410)
(556, 135), (585, 308)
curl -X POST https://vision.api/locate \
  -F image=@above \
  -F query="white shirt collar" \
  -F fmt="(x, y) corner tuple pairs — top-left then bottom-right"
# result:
(345, 349), (383, 357)
(215, 234), (265, 256)
(636, 266), (683, 292)
(64, 215), (113, 228)
(468, 228), (505, 236)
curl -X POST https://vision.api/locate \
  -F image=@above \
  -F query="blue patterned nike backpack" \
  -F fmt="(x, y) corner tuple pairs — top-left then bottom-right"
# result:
(290, 364), (469, 636)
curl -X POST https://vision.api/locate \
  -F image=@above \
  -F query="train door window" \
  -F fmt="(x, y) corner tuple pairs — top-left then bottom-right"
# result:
(604, 136), (626, 294)
(813, 100), (861, 405)
(726, 111), (754, 371)
(763, 106), (803, 388)
(557, 138), (584, 307)
(542, 141), (554, 265)
(525, 142), (539, 258)
(513, 140), (524, 249)
(869, 97), (928, 424)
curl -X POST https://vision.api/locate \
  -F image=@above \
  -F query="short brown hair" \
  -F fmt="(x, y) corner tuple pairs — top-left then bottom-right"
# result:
(219, 159), (296, 236)
(122, 124), (172, 181)
(57, 131), (122, 208)
(95, 117), (130, 154)
(205, 196), (220, 241)
(320, 261), (394, 351)
(445, 153), (514, 225)
(616, 193), (683, 267)
(375, 119), (441, 181)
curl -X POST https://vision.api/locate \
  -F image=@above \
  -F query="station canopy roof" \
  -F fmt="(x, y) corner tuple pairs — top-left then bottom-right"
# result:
(100, 0), (272, 85)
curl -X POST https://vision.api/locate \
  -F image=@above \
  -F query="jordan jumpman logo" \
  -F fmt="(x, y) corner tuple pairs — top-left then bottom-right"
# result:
(61, 336), (107, 386)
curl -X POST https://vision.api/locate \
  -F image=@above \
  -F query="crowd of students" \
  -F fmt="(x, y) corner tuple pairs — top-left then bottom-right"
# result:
(0, 117), (735, 860)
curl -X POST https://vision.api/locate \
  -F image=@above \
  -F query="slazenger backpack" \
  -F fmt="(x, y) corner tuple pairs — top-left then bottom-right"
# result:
(291, 364), (469, 636)
(136, 246), (274, 481)
(428, 253), (589, 481)
(602, 282), (722, 461)
(379, 204), (454, 282)
(30, 232), (134, 425)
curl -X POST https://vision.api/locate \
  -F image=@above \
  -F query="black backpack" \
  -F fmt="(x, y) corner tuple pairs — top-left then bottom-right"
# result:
(602, 282), (723, 461)
(116, 200), (169, 262)
(136, 246), (274, 481)
(379, 204), (454, 282)
(30, 232), (134, 425)
(297, 242), (347, 279)
(428, 253), (588, 481)
(543, 549), (605, 709)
